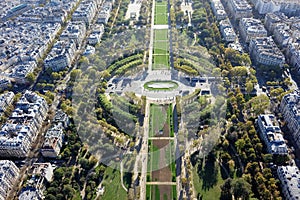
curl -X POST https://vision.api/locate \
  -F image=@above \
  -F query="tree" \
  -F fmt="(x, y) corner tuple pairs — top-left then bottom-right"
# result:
(232, 178), (251, 200)
(54, 168), (64, 179)
(246, 81), (254, 94)
(100, 70), (111, 80)
(45, 194), (56, 200)
(79, 158), (89, 169)
(79, 56), (89, 67)
(70, 69), (82, 81)
(26, 72), (36, 84)
(62, 184), (75, 198)
(246, 94), (270, 116)
(220, 178), (232, 200)
(51, 72), (61, 80)
(228, 160), (235, 177)
(238, 53), (251, 66)
(45, 91), (55, 101)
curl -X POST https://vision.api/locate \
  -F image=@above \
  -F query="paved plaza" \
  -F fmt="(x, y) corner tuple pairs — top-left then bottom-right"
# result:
(105, 70), (211, 99)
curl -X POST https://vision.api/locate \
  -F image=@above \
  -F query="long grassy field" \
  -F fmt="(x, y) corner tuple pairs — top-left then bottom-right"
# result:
(154, 41), (168, 54)
(153, 55), (169, 69)
(154, 2), (168, 25)
(146, 185), (177, 200)
(155, 29), (168, 40)
(149, 104), (167, 137)
(153, 36), (169, 69)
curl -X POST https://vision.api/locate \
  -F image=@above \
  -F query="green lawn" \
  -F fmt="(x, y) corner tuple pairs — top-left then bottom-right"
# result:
(192, 161), (225, 200)
(149, 104), (167, 137)
(146, 185), (177, 200)
(164, 140), (175, 165)
(100, 167), (128, 200)
(155, 14), (168, 25)
(155, 2), (168, 25)
(154, 40), (168, 54)
(155, 29), (168, 40)
(153, 55), (169, 69)
(155, 2), (167, 12)
(144, 81), (178, 91)
(148, 144), (160, 172)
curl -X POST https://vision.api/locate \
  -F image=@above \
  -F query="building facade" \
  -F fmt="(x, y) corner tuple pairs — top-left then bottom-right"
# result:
(0, 160), (19, 200)
(256, 114), (288, 155)
(280, 91), (300, 147)
(0, 91), (48, 157)
(227, 0), (252, 20)
(239, 18), (268, 43)
(249, 37), (285, 67)
(277, 165), (300, 200)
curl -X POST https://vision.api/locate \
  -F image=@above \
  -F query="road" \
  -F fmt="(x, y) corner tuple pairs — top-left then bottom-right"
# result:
(147, 0), (155, 72)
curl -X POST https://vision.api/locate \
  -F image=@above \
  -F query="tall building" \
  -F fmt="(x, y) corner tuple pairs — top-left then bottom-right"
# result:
(219, 19), (237, 42)
(249, 37), (285, 67)
(210, 0), (227, 20)
(256, 114), (288, 155)
(277, 165), (300, 200)
(239, 18), (268, 43)
(0, 160), (19, 200)
(227, 0), (252, 20)
(280, 91), (300, 147)
(254, 0), (300, 16)
(0, 91), (48, 158)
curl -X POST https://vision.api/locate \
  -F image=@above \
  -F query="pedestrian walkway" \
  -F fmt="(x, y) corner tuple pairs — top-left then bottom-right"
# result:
(153, 25), (169, 29)
(146, 182), (177, 185)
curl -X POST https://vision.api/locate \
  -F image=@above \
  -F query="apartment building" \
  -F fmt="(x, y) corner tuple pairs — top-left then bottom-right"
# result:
(273, 23), (292, 48)
(0, 160), (19, 200)
(19, 162), (54, 200)
(256, 114), (288, 155)
(97, 2), (113, 24)
(60, 22), (86, 48)
(219, 19), (237, 42)
(255, 0), (281, 14)
(41, 110), (69, 158)
(44, 40), (77, 72)
(264, 12), (282, 32)
(277, 165), (300, 200)
(287, 42), (300, 73)
(249, 37), (285, 67)
(280, 91), (300, 147)
(239, 18), (268, 43)
(87, 24), (105, 45)
(0, 92), (14, 115)
(0, 91), (48, 158)
(227, 0), (252, 20)
(41, 124), (64, 158)
(210, 0), (227, 21)
(72, 0), (97, 26)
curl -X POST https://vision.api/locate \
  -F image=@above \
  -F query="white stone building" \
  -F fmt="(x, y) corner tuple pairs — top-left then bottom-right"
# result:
(256, 114), (288, 155)
(249, 37), (285, 67)
(0, 160), (19, 200)
(277, 165), (300, 200)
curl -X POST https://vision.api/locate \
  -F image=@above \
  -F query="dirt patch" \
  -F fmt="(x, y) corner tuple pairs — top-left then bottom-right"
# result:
(151, 139), (172, 182)
(152, 166), (172, 182)
(153, 138), (169, 148)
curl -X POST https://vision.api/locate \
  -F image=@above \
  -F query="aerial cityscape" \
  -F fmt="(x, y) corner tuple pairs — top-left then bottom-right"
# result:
(0, 0), (300, 199)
